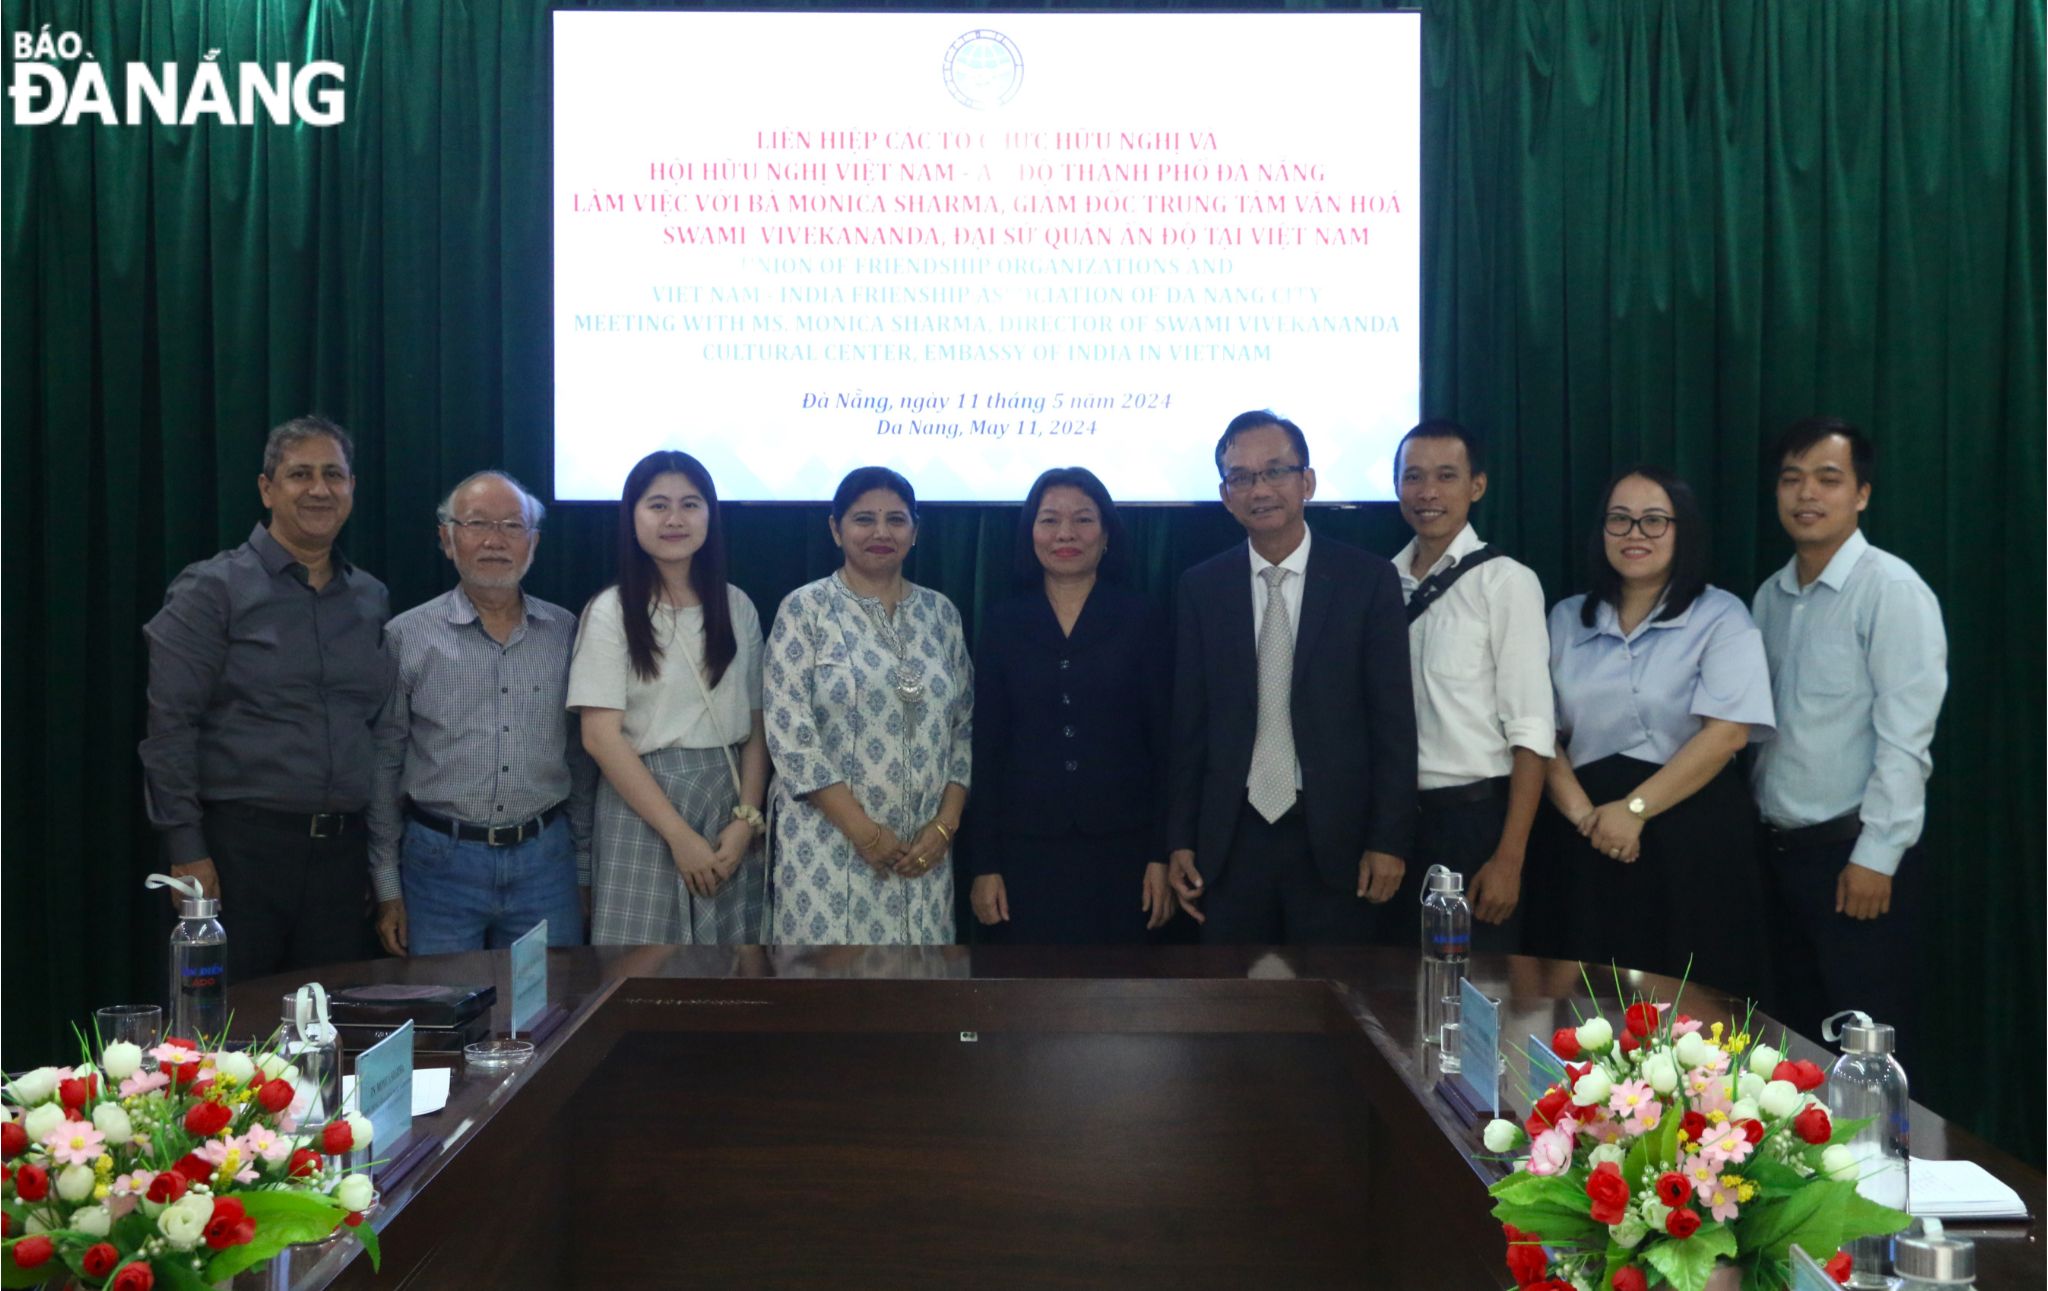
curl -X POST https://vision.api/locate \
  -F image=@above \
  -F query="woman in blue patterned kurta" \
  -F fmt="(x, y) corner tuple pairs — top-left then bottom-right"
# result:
(765, 468), (972, 944)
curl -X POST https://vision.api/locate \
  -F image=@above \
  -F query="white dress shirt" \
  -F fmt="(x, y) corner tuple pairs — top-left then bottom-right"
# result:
(1394, 525), (1557, 790)
(1247, 527), (1311, 790)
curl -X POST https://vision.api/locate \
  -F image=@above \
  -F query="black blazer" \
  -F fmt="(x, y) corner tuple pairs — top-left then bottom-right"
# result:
(961, 583), (1169, 873)
(1166, 534), (1416, 892)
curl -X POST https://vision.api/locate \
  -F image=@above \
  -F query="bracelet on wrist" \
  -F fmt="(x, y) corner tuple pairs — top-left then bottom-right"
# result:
(732, 803), (766, 831)
(930, 819), (954, 844)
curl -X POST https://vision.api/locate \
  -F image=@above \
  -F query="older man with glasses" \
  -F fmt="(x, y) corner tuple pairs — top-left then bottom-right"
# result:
(368, 470), (596, 957)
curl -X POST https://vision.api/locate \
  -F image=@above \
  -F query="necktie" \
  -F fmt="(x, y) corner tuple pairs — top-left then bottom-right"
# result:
(1248, 565), (1297, 823)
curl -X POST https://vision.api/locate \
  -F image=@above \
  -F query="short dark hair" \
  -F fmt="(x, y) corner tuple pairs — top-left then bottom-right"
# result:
(1394, 419), (1487, 478)
(1012, 466), (1129, 587)
(263, 414), (354, 477)
(1213, 410), (1310, 478)
(1772, 416), (1874, 487)
(1580, 464), (1710, 628)
(831, 466), (918, 525)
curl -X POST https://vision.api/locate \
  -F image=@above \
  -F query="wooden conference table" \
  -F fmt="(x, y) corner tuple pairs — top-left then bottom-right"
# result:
(229, 946), (2043, 1289)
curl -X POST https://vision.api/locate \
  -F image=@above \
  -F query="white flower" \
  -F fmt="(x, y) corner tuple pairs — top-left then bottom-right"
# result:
(1527, 1127), (1574, 1176)
(22, 1212), (50, 1236)
(92, 1102), (134, 1145)
(1759, 1079), (1803, 1119)
(100, 1042), (144, 1081)
(1642, 1053), (1679, 1095)
(1572, 1067), (1613, 1107)
(1589, 1143), (1626, 1169)
(1482, 1119), (1524, 1153)
(7, 1067), (60, 1106)
(256, 1052), (290, 1081)
(346, 1111), (373, 1147)
(0, 1102), (10, 1122)
(1737, 1072), (1765, 1101)
(215, 1051), (257, 1085)
(159, 1193), (214, 1248)
(1576, 1017), (1614, 1052)
(335, 1172), (375, 1212)
(1674, 1030), (1712, 1069)
(57, 1163), (97, 1201)
(1821, 1144), (1858, 1181)
(1610, 1213), (1648, 1248)
(22, 1101), (66, 1143)
(1639, 1198), (1671, 1230)
(71, 1205), (113, 1238)
(1747, 1043), (1782, 1077)
(1729, 1098), (1760, 1123)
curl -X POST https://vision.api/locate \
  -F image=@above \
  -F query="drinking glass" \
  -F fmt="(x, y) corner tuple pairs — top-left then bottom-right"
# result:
(96, 1004), (162, 1050)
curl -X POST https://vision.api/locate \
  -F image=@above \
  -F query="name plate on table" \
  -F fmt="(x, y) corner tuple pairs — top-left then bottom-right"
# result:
(509, 919), (549, 1034)
(1528, 1033), (1569, 1102)
(1786, 1246), (1840, 1291)
(355, 1021), (414, 1164)
(1455, 978), (1499, 1116)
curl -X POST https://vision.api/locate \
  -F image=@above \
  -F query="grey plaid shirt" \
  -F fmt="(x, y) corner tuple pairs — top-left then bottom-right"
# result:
(369, 586), (596, 902)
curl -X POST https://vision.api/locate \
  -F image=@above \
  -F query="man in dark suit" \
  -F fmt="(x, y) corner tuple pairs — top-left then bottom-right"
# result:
(1166, 411), (1418, 943)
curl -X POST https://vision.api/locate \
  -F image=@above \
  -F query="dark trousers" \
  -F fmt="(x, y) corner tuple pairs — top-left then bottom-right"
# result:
(1201, 798), (1375, 946)
(1382, 787), (1522, 955)
(1759, 830), (1920, 1057)
(202, 805), (374, 983)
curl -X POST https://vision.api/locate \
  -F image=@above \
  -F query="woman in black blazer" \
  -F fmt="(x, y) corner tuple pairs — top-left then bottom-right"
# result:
(963, 467), (1175, 943)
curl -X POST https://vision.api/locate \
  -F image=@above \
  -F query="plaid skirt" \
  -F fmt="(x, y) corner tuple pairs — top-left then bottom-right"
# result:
(591, 744), (765, 946)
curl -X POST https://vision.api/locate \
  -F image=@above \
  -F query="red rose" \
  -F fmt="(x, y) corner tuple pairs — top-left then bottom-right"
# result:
(1654, 1170), (1691, 1207)
(1679, 1111), (1708, 1143)
(1823, 1250), (1852, 1284)
(147, 1169), (190, 1204)
(1666, 1207), (1702, 1239)
(112, 1263), (157, 1291)
(1502, 1222), (1548, 1287)
(1773, 1058), (1827, 1092)
(1794, 1106), (1833, 1145)
(1564, 1061), (1592, 1086)
(13, 1162), (49, 1201)
(1551, 1026), (1581, 1060)
(1585, 1161), (1631, 1225)
(163, 1059), (201, 1087)
(288, 1147), (324, 1179)
(0, 1122), (24, 1159)
(185, 1100), (232, 1137)
(204, 1195), (257, 1250)
(82, 1242), (121, 1277)
(173, 1153), (215, 1184)
(9, 1235), (53, 1270)
(344, 1210), (365, 1227)
(1618, 1032), (1640, 1056)
(165, 1035), (197, 1050)
(1612, 1267), (1649, 1291)
(1740, 1118), (1765, 1144)
(1526, 1086), (1573, 1137)
(59, 1075), (95, 1109)
(257, 1078), (295, 1114)
(321, 1120), (354, 1154)
(1624, 1002), (1661, 1038)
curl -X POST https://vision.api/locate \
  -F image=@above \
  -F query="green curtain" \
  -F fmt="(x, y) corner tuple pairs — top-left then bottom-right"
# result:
(3, 0), (2039, 1160)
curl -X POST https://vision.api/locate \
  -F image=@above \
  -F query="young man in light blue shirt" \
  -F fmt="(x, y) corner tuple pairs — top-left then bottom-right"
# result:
(1752, 418), (1947, 1051)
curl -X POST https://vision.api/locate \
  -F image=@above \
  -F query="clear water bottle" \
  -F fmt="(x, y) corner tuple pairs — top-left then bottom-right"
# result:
(147, 873), (227, 1042)
(1823, 1009), (1910, 1289)
(1892, 1217), (1974, 1289)
(1420, 865), (1471, 1050)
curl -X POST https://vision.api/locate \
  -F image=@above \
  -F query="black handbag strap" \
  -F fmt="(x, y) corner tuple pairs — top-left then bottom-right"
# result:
(1404, 545), (1505, 624)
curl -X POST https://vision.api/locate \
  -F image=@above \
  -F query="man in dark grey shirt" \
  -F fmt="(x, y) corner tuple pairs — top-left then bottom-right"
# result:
(140, 415), (391, 982)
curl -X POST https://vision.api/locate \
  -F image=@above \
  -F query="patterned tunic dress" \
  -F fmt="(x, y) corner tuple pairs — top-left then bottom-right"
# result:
(765, 573), (973, 944)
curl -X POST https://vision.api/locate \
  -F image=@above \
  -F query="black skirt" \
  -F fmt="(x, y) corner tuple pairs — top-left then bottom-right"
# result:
(982, 826), (1157, 946)
(1552, 754), (1770, 1005)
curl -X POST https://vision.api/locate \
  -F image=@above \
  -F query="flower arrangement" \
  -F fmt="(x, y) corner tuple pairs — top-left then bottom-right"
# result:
(1482, 992), (1907, 1291)
(0, 1030), (381, 1289)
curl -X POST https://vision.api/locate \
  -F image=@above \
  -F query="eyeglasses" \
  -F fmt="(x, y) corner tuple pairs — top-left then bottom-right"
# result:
(1603, 512), (1674, 539)
(447, 518), (533, 538)
(1222, 465), (1308, 493)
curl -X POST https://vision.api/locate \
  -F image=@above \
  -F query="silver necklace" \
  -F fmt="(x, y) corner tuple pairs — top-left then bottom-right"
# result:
(840, 573), (926, 707)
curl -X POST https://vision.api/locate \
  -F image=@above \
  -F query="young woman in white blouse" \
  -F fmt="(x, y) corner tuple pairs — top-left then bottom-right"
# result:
(569, 450), (768, 944)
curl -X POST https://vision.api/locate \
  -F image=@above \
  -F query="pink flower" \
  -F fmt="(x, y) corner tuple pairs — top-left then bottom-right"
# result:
(1686, 1069), (1734, 1116)
(1608, 1079), (1657, 1118)
(1625, 1100), (1665, 1136)
(119, 1070), (170, 1098)
(1583, 1115), (1625, 1145)
(147, 1040), (201, 1065)
(1703, 1176), (1743, 1222)
(195, 1135), (260, 1183)
(240, 1123), (292, 1163)
(1696, 1122), (1754, 1169)
(1680, 1152), (1721, 1201)
(1527, 1126), (1575, 1176)
(41, 1118), (106, 1166)
(1671, 1015), (1704, 1037)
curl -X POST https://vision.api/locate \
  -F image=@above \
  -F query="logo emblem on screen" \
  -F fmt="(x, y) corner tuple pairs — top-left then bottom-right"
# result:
(942, 29), (1023, 110)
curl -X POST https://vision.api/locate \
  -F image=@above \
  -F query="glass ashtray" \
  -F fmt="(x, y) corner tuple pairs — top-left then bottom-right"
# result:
(463, 1039), (535, 1070)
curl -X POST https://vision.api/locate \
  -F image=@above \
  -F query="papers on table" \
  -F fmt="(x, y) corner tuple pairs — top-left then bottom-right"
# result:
(1909, 1156), (2029, 1220)
(339, 1066), (452, 1118)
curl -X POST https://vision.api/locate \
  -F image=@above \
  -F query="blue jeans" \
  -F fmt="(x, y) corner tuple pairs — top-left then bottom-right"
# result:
(400, 815), (585, 955)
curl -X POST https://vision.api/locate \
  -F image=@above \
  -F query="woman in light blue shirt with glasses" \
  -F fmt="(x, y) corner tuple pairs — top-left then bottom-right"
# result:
(1543, 466), (1776, 998)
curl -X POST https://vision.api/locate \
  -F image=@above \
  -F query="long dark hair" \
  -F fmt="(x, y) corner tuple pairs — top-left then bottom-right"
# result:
(613, 450), (736, 686)
(1580, 464), (1709, 628)
(1012, 466), (1128, 588)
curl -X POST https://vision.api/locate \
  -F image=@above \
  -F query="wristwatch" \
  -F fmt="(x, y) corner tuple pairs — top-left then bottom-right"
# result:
(1626, 796), (1649, 819)
(733, 803), (766, 831)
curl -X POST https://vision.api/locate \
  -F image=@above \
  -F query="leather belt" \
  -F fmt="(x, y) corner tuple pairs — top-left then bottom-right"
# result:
(407, 802), (566, 847)
(1759, 813), (1863, 852)
(206, 801), (363, 839)
(1417, 776), (1509, 811)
